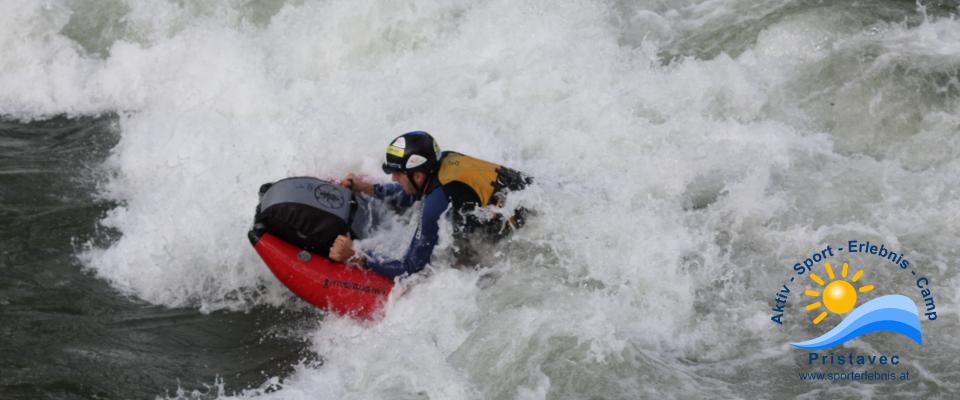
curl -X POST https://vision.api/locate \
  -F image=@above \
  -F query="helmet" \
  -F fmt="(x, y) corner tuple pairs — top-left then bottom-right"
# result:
(381, 131), (441, 175)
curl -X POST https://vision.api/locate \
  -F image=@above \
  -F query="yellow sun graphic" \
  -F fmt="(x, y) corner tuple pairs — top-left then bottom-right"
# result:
(803, 262), (875, 325)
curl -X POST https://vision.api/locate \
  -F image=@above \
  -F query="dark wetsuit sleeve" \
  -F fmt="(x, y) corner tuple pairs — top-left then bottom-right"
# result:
(365, 189), (448, 279)
(373, 183), (416, 210)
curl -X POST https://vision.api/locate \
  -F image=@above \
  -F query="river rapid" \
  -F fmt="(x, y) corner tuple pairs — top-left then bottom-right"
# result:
(2, 1), (959, 399)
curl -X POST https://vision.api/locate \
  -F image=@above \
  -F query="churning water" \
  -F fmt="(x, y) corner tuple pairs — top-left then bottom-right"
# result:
(2, 0), (959, 398)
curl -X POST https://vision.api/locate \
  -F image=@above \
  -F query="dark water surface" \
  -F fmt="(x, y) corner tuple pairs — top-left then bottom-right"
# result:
(0, 117), (314, 399)
(4, 1), (960, 399)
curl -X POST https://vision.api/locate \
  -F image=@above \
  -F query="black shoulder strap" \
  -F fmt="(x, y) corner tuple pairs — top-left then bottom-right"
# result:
(347, 194), (359, 238)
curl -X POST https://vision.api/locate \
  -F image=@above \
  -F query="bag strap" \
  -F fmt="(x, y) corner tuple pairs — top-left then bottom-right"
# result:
(347, 194), (360, 239)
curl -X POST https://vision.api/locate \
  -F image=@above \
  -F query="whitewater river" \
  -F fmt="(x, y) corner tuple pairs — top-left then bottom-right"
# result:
(1, 1), (958, 398)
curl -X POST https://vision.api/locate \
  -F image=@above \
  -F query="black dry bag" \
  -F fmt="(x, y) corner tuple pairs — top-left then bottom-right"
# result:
(253, 177), (370, 257)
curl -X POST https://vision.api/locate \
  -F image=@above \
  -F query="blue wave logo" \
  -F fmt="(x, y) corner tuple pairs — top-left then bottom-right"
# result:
(791, 295), (922, 350)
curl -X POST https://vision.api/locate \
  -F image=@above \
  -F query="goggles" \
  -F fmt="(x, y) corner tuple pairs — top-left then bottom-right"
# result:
(382, 162), (404, 174)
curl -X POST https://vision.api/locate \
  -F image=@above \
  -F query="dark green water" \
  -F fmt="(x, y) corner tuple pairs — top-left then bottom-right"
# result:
(0, 117), (316, 399)
(4, 1), (960, 399)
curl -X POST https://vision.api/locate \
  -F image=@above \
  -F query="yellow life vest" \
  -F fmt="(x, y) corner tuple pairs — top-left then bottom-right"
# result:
(437, 152), (501, 207)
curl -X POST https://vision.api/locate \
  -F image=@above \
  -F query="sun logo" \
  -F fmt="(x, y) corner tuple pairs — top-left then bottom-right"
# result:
(803, 262), (875, 325)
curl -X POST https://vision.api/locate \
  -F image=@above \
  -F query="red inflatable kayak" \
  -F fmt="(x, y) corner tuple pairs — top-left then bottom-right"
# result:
(249, 228), (394, 319)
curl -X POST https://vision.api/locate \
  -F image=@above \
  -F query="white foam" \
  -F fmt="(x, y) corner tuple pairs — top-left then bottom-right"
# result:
(4, 0), (959, 398)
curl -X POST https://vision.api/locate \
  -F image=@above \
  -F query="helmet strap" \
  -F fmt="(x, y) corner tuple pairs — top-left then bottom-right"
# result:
(407, 171), (425, 199)
(407, 170), (437, 200)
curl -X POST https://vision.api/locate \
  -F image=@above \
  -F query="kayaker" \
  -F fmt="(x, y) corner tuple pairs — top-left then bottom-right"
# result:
(328, 131), (531, 279)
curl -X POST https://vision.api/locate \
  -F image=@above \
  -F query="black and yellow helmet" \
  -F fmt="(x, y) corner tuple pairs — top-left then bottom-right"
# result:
(381, 131), (441, 175)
